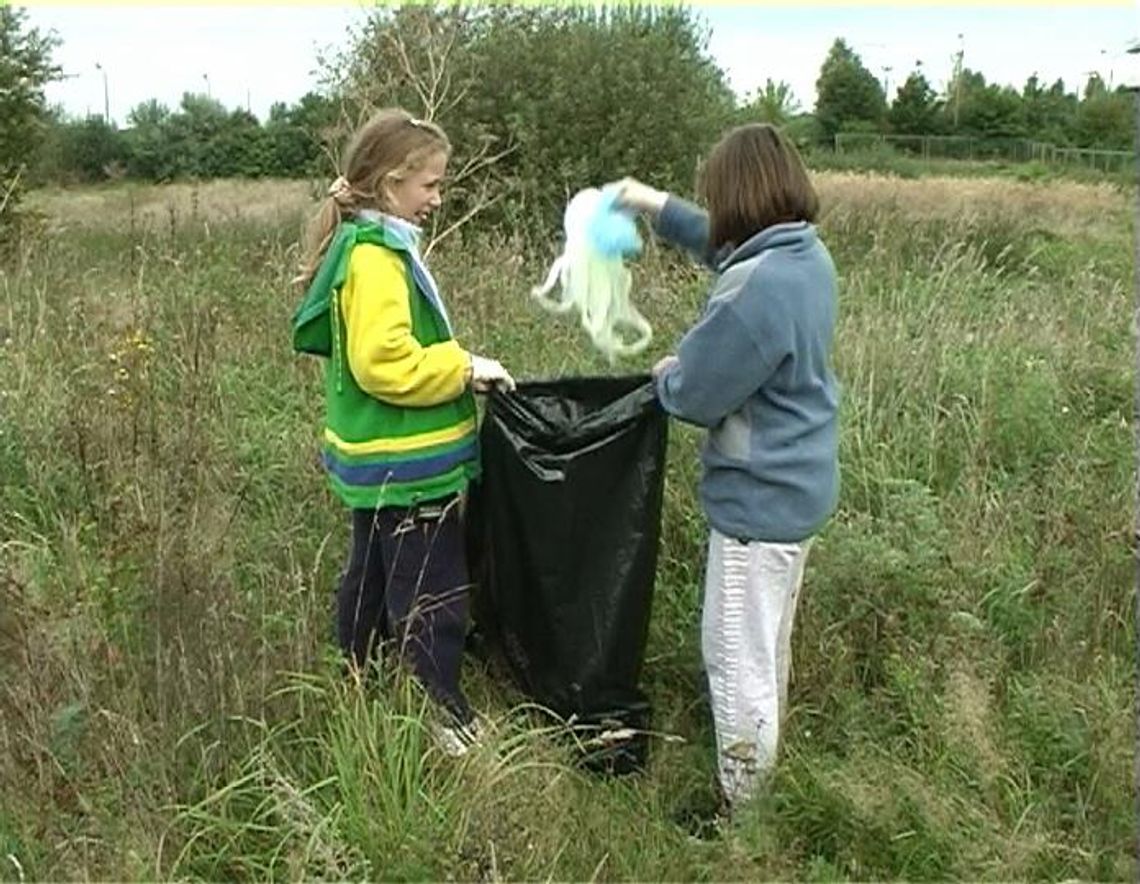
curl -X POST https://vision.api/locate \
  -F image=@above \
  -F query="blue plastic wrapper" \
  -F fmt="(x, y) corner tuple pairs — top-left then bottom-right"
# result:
(586, 186), (643, 258)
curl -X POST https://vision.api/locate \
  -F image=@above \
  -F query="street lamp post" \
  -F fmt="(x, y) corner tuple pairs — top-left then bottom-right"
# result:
(952, 33), (965, 128)
(94, 62), (109, 124)
(202, 73), (211, 99)
(1095, 48), (1121, 90)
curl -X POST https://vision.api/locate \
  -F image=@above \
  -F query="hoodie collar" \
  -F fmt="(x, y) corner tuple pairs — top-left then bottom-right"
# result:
(355, 209), (423, 251)
(717, 221), (815, 272)
(352, 209), (451, 334)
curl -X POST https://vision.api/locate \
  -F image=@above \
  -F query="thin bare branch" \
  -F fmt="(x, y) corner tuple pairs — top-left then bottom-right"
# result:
(424, 186), (505, 258)
(0, 166), (24, 219)
(426, 8), (463, 119)
(438, 79), (473, 120)
(330, 2), (515, 253)
(450, 142), (518, 186)
(384, 26), (432, 115)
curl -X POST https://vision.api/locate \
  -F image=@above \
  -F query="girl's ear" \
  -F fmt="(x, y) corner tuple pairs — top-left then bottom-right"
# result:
(379, 171), (401, 211)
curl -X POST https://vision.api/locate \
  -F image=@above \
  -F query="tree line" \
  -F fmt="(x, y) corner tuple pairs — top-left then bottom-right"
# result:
(2, 5), (1135, 236)
(808, 38), (1133, 152)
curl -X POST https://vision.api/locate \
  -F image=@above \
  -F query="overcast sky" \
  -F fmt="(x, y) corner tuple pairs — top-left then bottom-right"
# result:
(23, 3), (1140, 126)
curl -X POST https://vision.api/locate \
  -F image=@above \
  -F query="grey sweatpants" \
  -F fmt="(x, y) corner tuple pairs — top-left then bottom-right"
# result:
(702, 529), (812, 804)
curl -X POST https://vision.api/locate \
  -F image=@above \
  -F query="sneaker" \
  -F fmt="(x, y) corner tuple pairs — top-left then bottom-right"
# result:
(674, 794), (732, 841)
(431, 718), (486, 758)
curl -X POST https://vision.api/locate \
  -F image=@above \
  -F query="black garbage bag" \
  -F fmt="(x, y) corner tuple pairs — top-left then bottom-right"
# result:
(467, 375), (668, 774)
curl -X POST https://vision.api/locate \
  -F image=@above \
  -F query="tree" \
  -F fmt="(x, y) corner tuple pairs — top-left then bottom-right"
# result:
(888, 70), (940, 135)
(265, 91), (337, 177)
(0, 8), (60, 235)
(1073, 87), (1133, 150)
(125, 99), (177, 181)
(468, 5), (735, 224)
(782, 113), (824, 149)
(328, 4), (735, 235)
(327, 4), (520, 243)
(740, 79), (800, 127)
(213, 108), (271, 178)
(947, 70), (1027, 140)
(166, 93), (229, 178)
(52, 115), (129, 183)
(1022, 76), (1076, 145)
(1082, 73), (1108, 102)
(814, 38), (886, 143)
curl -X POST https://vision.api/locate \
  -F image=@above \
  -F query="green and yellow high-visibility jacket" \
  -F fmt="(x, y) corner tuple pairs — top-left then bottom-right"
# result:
(292, 219), (478, 509)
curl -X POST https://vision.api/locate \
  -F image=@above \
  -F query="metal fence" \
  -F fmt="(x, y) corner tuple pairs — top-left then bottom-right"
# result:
(833, 133), (1135, 174)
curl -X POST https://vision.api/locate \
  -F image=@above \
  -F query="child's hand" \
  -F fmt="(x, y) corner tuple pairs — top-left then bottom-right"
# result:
(607, 177), (668, 216)
(469, 354), (517, 393)
(652, 354), (679, 378)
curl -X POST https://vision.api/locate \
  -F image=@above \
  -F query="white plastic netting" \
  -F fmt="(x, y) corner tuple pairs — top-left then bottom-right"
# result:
(530, 187), (651, 360)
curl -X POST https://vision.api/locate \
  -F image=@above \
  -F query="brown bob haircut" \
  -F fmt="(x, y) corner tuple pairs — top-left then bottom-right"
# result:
(698, 123), (820, 251)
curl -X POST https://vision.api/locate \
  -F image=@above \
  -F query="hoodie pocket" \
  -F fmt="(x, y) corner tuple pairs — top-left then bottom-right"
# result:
(710, 408), (752, 461)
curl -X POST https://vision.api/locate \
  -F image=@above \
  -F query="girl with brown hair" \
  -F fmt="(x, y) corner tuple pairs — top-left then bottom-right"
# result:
(611, 123), (840, 806)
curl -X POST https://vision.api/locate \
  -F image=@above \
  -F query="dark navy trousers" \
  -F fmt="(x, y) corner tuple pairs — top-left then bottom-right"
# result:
(336, 495), (473, 723)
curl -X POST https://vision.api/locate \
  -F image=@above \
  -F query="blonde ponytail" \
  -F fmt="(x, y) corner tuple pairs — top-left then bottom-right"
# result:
(294, 176), (369, 287)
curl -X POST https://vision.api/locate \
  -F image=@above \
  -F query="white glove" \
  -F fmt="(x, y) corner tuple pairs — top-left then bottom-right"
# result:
(608, 177), (668, 215)
(469, 353), (516, 393)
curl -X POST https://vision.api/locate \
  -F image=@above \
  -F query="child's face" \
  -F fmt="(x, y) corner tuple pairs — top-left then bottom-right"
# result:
(386, 150), (448, 226)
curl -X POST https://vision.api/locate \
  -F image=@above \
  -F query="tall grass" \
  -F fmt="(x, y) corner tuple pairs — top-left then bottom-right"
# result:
(0, 175), (1133, 880)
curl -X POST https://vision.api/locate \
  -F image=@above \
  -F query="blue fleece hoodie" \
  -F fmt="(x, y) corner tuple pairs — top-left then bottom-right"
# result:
(653, 196), (839, 543)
